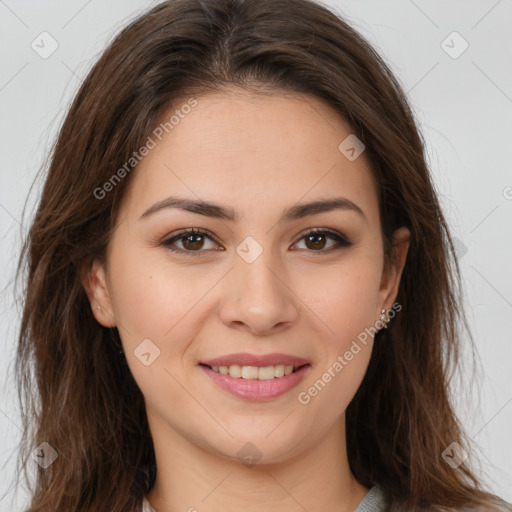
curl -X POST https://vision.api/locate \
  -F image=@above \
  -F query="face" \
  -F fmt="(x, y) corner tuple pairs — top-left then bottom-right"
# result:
(85, 89), (409, 464)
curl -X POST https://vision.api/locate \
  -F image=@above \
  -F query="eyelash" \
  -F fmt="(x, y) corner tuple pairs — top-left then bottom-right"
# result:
(160, 227), (353, 256)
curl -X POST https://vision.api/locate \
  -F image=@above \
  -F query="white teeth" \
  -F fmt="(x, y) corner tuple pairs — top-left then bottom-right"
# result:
(228, 364), (242, 378)
(274, 365), (285, 378)
(241, 366), (259, 379)
(209, 364), (301, 380)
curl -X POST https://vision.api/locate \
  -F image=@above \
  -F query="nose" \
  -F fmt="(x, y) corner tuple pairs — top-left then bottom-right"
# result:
(218, 248), (300, 336)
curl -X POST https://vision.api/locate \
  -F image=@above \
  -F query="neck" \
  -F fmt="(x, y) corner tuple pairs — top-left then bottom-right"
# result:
(145, 412), (369, 512)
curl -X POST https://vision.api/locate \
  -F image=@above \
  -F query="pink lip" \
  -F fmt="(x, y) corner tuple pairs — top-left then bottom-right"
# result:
(200, 364), (311, 401)
(200, 352), (310, 367)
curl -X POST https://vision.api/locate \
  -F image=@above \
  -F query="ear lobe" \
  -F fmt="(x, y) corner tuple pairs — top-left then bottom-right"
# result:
(378, 226), (411, 312)
(81, 259), (117, 328)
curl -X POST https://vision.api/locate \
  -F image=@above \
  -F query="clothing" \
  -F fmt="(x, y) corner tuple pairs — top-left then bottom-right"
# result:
(354, 486), (386, 511)
(142, 496), (156, 512)
(141, 485), (386, 512)
(142, 486), (512, 512)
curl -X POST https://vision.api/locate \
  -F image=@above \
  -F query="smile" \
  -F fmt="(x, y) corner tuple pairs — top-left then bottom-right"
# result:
(204, 363), (304, 380)
(199, 363), (311, 401)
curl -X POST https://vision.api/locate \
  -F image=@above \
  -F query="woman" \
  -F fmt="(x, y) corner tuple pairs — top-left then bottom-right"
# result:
(15, 0), (511, 511)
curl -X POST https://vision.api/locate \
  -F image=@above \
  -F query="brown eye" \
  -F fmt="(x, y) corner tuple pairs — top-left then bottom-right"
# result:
(305, 233), (328, 250)
(181, 233), (206, 250)
(161, 228), (220, 255)
(294, 229), (352, 252)
(161, 228), (352, 256)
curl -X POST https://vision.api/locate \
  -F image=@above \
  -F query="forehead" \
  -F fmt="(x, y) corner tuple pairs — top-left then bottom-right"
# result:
(120, 89), (379, 225)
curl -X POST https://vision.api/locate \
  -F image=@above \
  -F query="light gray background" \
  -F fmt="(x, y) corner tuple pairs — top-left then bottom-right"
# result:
(1, 1), (511, 510)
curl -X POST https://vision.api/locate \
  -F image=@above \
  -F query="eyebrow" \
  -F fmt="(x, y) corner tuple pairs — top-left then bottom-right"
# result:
(139, 195), (367, 223)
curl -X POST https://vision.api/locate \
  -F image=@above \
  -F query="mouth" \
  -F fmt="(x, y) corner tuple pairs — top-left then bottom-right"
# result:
(198, 354), (312, 400)
(199, 363), (310, 380)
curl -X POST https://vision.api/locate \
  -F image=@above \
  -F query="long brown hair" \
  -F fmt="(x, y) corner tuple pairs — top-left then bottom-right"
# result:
(14, 0), (508, 510)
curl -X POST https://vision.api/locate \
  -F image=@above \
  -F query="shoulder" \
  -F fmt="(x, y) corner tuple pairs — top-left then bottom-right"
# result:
(354, 486), (386, 511)
(457, 496), (512, 512)
(364, 486), (512, 512)
(142, 497), (157, 512)
(432, 495), (512, 512)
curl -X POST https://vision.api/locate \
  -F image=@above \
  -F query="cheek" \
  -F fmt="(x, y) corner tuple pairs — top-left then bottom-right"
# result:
(295, 266), (379, 424)
(297, 252), (381, 398)
(304, 254), (382, 341)
(107, 244), (218, 360)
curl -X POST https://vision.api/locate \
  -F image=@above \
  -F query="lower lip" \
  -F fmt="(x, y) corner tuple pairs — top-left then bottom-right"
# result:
(199, 364), (311, 401)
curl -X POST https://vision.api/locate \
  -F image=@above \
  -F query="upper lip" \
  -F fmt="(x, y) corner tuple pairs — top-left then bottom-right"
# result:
(200, 353), (310, 367)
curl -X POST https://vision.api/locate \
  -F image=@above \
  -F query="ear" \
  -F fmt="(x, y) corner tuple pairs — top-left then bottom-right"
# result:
(377, 226), (411, 314)
(81, 259), (117, 328)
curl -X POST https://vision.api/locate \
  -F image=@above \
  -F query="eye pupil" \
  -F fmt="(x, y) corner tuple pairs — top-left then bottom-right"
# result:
(183, 234), (204, 250)
(306, 234), (326, 250)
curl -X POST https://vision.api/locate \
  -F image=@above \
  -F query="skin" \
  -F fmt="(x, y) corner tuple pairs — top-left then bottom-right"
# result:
(84, 88), (410, 512)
